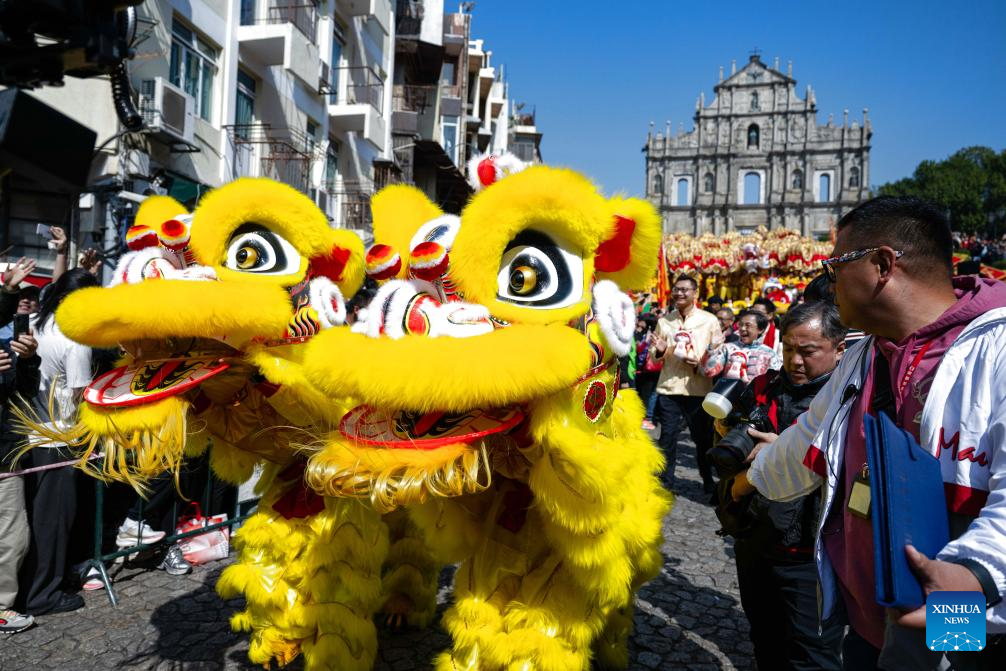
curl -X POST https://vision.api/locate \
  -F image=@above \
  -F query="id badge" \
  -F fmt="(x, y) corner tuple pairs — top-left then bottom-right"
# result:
(847, 463), (871, 520)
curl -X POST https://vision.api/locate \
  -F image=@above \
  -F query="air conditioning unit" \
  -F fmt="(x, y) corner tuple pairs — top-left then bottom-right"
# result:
(138, 77), (194, 144)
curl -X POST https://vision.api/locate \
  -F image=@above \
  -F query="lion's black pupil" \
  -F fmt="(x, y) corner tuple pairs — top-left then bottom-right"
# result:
(509, 269), (525, 292)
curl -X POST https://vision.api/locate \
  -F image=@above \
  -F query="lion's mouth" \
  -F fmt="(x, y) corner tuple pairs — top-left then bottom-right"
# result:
(338, 404), (525, 450)
(84, 338), (244, 409)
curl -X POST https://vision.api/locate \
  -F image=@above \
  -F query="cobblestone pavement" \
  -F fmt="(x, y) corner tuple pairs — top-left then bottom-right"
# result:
(4, 441), (754, 671)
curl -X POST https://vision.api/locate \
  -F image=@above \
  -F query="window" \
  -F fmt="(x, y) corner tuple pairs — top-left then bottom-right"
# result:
(169, 21), (217, 122)
(819, 173), (831, 202)
(325, 139), (340, 190)
(442, 115), (459, 163)
(234, 69), (255, 139)
(750, 91), (760, 111)
(512, 138), (536, 162)
(747, 123), (760, 148)
(306, 120), (318, 153)
(704, 172), (714, 193)
(441, 61), (455, 85)
(240, 0), (255, 25)
(743, 172), (761, 205)
(676, 178), (690, 206)
(792, 169), (803, 190)
(849, 166), (860, 188)
(652, 173), (663, 195)
(331, 25), (345, 92)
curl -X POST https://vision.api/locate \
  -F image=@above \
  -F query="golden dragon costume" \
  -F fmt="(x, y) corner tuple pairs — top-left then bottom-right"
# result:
(34, 178), (436, 670)
(302, 156), (672, 670)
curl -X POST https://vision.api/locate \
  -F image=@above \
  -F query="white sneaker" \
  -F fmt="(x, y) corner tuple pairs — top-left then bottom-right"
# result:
(115, 517), (166, 548)
(0, 609), (34, 634)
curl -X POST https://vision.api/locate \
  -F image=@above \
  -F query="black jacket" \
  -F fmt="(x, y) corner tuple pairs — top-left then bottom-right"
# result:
(722, 369), (831, 558)
(0, 291), (42, 463)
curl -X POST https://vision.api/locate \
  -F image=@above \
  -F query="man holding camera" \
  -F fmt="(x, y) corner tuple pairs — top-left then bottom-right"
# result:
(733, 197), (1006, 669)
(712, 300), (846, 670)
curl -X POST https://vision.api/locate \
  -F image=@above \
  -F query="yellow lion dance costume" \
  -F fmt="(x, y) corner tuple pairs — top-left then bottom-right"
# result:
(302, 156), (671, 670)
(37, 178), (436, 670)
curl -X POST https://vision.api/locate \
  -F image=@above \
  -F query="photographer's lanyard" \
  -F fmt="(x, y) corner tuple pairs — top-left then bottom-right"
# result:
(897, 341), (934, 398)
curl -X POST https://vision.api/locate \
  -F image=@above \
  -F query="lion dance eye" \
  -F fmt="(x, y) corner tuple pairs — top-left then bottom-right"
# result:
(235, 245), (261, 269)
(224, 224), (302, 275)
(496, 230), (584, 309)
(508, 265), (538, 295)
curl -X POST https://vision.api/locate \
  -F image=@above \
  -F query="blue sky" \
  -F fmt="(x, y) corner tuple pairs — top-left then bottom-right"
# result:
(470, 0), (1006, 198)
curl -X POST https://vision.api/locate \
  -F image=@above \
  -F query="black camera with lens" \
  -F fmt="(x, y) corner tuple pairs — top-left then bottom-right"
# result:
(711, 404), (776, 539)
(708, 405), (775, 479)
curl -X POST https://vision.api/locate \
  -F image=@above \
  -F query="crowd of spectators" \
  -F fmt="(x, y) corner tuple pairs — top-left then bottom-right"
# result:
(623, 277), (848, 666)
(954, 232), (1006, 265)
(629, 197), (1006, 670)
(0, 230), (226, 636)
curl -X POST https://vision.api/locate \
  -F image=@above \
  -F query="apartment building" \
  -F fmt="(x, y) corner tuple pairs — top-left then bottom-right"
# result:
(1, 0), (541, 278)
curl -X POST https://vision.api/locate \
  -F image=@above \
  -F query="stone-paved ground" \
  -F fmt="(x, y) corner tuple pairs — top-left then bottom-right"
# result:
(3, 442), (754, 670)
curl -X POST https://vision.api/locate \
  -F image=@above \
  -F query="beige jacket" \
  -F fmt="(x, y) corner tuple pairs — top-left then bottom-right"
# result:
(651, 307), (722, 397)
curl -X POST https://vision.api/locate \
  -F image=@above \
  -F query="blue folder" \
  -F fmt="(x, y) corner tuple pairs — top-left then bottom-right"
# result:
(864, 411), (950, 609)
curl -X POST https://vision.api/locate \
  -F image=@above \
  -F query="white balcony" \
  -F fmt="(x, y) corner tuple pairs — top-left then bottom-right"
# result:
(337, 0), (392, 35)
(238, 2), (320, 85)
(327, 66), (387, 151)
(443, 13), (466, 55)
(479, 66), (495, 88)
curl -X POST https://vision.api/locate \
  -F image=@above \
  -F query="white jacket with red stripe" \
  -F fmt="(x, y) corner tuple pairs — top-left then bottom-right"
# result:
(747, 307), (1006, 631)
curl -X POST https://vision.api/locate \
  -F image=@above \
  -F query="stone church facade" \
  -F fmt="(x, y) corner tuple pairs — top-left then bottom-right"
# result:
(644, 54), (872, 237)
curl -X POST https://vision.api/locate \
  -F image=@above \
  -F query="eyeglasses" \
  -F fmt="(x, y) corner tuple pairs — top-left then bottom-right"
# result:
(671, 287), (694, 295)
(821, 247), (904, 282)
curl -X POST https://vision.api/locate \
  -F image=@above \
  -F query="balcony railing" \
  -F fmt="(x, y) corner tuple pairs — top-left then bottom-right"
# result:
(513, 111), (536, 127)
(226, 123), (313, 193)
(393, 84), (435, 113)
(444, 13), (466, 37)
(374, 160), (402, 190)
(327, 66), (384, 113)
(323, 181), (374, 230)
(395, 0), (423, 36)
(440, 81), (461, 99)
(242, 2), (319, 43)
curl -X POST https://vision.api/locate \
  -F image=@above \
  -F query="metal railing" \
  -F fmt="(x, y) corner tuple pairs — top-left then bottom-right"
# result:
(392, 83), (435, 113)
(243, 2), (319, 43)
(440, 81), (461, 99)
(374, 160), (402, 190)
(226, 123), (313, 193)
(512, 111), (536, 127)
(324, 181), (374, 231)
(444, 12), (466, 37)
(328, 66), (384, 113)
(2, 451), (259, 608)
